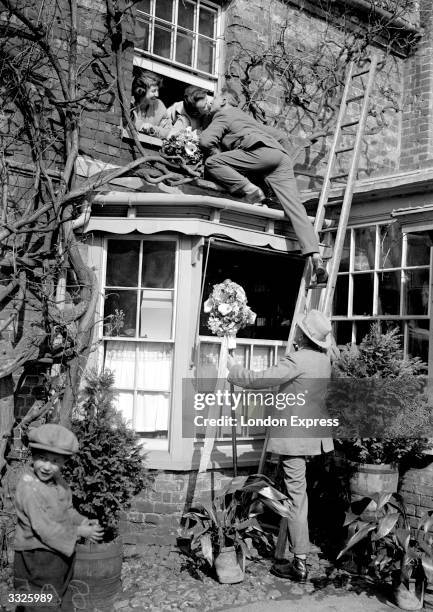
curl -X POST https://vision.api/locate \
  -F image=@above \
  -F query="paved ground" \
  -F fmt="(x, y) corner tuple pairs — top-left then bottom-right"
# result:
(0, 545), (408, 611)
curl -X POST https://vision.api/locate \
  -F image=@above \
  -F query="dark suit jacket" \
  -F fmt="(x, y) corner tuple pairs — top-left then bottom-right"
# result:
(227, 348), (334, 456)
(200, 106), (293, 158)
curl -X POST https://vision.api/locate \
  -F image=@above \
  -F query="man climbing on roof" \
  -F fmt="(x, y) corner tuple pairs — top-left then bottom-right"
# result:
(199, 87), (328, 286)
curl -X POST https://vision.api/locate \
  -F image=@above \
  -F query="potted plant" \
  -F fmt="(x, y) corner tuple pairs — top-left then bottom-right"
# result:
(181, 474), (291, 584)
(328, 323), (432, 512)
(338, 493), (433, 610)
(63, 369), (151, 607)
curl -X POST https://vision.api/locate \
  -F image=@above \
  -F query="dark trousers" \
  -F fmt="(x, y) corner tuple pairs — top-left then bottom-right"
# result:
(275, 456), (309, 557)
(205, 147), (320, 255)
(14, 549), (75, 612)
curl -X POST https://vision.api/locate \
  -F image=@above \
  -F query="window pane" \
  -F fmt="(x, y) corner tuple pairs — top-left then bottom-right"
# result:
(136, 343), (172, 391)
(199, 6), (216, 37)
(251, 346), (272, 371)
(404, 269), (430, 315)
(355, 320), (374, 344)
(178, 0), (195, 29)
(104, 290), (137, 337)
(105, 341), (136, 388)
(379, 223), (402, 269)
(140, 289), (173, 338)
(406, 233), (431, 267)
(408, 320), (429, 364)
(136, 0), (150, 13)
(154, 22), (172, 58)
(155, 0), (173, 21)
(197, 38), (215, 73)
(106, 240), (139, 287)
(176, 30), (193, 66)
(338, 231), (351, 272)
(135, 392), (169, 437)
(354, 227), (375, 271)
(377, 271), (401, 315)
(135, 16), (150, 50)
(333, 274), (349, 316)
(333, 320), (353, 346)
(141, 241), (176, 288)
(113, 390), (134, 426)
(352, 273), (374, 315)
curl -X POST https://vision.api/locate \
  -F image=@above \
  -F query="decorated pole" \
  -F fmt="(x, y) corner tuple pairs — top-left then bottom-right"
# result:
(199, 280), (256, 475)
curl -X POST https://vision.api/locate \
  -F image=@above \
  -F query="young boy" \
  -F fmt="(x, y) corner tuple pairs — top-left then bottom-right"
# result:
(13, 423), (103, 610)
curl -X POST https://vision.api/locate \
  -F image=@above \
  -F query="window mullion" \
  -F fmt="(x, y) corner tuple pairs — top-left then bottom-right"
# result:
(348, 228), (354, 317)
(172, 0), (178, 63)
(193, 0), (200, 70)
(149, 0), (155, 54)
(372, 225), (379, 316)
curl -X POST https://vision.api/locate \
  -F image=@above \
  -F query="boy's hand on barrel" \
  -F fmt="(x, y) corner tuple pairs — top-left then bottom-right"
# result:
(78, 523), (104, 542)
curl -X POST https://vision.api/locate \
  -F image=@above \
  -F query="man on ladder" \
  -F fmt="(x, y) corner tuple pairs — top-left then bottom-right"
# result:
(226, 310), (333, 582)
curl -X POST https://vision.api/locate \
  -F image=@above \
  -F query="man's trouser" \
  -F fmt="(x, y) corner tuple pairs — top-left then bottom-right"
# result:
(275, 456), (309, 558)
(205, 147), (319, 256)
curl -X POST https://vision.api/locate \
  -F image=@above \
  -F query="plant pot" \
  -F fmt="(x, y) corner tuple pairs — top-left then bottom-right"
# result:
(350, 463), (399, 519)
(214, 546), (245, 584)
(394, 579), (424, 611)
(71, 537), (122, 609)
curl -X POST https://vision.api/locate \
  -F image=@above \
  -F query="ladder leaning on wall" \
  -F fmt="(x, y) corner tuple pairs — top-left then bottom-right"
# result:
(258, 54), (381, 475)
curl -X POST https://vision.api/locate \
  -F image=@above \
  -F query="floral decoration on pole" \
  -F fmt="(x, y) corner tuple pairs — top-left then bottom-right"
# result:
(203, 279), (257, 348)
(199, 280), (256, 474)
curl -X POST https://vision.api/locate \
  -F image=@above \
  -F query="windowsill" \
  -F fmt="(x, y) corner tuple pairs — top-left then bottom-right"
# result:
(133, 53), (218, 92)
(122, 127), (162, 148)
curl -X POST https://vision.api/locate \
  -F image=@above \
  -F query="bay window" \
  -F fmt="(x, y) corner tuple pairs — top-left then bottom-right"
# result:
(102, 237), (178, 448)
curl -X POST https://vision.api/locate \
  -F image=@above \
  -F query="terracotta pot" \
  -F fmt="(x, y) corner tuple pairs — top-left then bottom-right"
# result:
(394, 579), (424, 611)
(214, 546), (245, 584)
(350, 462), (399, 519)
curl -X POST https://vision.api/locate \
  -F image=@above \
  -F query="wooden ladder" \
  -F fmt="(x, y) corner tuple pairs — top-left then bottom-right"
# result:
(258, 55), (380, 476)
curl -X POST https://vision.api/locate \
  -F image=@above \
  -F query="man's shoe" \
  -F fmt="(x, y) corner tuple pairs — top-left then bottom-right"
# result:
(271, 557), (309, 582)
(242, 186), (266, 205)
(308, 260), (328, 288)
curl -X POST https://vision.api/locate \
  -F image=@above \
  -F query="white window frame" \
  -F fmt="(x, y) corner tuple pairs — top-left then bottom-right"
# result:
(102, 235), (179, 450)
(135, 0), (222, 88)
(198, 336), (285, 441)
(330, 221), (431, 358)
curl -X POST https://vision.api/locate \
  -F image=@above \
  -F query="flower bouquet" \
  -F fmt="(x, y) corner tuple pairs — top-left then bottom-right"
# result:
(204, 279), (256, 348)
(160, 127), (203, 176)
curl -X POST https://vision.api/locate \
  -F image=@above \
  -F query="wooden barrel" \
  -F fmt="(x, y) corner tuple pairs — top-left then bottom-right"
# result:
(72, 538), (122, 608)
(350, 463), (399, 518)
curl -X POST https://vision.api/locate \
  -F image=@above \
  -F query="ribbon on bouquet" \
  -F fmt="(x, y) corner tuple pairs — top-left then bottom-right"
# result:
(198, 334), (236, 473)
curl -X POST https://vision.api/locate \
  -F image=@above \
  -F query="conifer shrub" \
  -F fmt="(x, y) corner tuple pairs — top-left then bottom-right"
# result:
(64, 369), (152, 542)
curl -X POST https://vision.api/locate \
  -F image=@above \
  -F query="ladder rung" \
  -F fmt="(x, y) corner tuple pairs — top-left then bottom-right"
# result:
(352, 68), (370, 78)
(331, 173), (349, 180)
(347, 94), (364, 103)
(341, 120), (358, 128)
(335, 146), (354, 154)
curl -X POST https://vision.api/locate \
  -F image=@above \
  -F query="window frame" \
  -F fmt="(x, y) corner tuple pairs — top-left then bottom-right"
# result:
(329, 221), (431, 358)
(101, 235), (180, 449)
(135, 0), (222, 85)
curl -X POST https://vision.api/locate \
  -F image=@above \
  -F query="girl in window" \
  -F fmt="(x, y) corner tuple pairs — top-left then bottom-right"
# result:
(131, 70), (172, 138)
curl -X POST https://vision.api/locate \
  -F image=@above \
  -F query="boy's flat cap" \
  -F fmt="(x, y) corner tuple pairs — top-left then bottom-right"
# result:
(28, 423), (79, 455)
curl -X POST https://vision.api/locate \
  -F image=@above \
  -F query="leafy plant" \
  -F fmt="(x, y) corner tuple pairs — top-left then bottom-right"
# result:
(338, 492), (433, 588)
(328, 323), (433, 464)
(63, 369), (151, 542)
(181, 474), (291, 567)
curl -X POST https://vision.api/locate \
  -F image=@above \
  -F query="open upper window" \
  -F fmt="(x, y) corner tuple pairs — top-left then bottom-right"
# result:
(135, 0), (220, 88)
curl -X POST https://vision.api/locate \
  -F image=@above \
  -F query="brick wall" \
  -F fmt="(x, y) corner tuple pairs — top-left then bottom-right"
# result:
(224, 0), (433, 181)
(119, 468), (254, 546)
(400, 460), (433, 531)
(400, 0), (433, 168)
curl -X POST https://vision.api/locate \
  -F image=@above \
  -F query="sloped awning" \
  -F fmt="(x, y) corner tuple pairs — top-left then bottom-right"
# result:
(87, 191), (333, 253)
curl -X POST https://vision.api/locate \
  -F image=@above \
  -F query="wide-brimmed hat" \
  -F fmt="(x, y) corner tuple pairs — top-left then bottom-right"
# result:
(296, 309), (332, 349)
(28, 424), (79, 456)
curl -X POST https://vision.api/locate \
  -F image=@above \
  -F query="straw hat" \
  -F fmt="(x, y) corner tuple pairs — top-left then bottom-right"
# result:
(297, 309), (332, 349)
